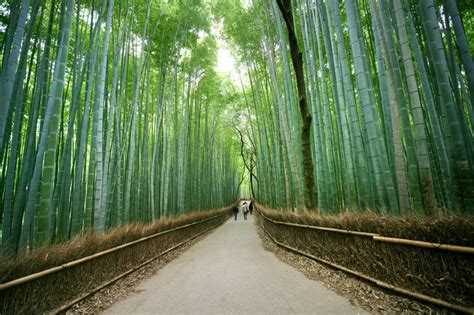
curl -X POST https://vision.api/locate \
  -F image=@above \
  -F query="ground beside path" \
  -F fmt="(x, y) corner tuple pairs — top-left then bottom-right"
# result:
(104, 214), (365, 314)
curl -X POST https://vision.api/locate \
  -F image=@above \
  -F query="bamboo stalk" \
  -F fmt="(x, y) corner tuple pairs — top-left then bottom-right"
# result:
(0, 211), (230, 290)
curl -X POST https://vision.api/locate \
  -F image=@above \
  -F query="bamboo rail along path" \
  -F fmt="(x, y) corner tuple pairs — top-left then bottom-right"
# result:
(255, 205), (474, 314)
(0, 210), (231, 314)
(257, 209), (474, 254)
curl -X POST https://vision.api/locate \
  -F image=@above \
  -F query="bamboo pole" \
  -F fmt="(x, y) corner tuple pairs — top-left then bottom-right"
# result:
(373, 236), (474, 254)
(258, 210), (377, 237)
(256, 206), (474, 254)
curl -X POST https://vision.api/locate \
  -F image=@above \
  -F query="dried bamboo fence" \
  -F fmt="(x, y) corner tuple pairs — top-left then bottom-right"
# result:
(256, 204), (474, 314)
(0, 210), (230, 314)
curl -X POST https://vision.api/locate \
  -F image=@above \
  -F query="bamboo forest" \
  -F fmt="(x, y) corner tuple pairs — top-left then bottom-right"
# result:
(1, 0), (473, 258)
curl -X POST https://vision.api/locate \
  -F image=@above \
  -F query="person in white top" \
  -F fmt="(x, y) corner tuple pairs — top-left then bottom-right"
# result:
(242, 201), (249, 220)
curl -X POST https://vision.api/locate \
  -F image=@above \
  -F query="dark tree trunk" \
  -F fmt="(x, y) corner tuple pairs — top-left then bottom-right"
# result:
(276, 0), (317, 210)
(235, 127), (258, 199)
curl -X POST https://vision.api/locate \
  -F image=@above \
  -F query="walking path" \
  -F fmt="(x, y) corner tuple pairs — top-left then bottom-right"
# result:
(104, 214), (366, 314)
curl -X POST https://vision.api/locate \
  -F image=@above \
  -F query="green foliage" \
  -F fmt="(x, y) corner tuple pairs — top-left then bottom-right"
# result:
(0, 0), (240, 255)
(219, 0), (474, 215)
(1, 0), (474, 256)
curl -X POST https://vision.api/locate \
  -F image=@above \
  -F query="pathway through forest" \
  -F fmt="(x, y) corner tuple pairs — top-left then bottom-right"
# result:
(104, 214), (366, 314)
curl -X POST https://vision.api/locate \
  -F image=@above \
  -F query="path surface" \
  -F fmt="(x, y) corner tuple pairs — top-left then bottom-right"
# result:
(104, 214), (366, 314)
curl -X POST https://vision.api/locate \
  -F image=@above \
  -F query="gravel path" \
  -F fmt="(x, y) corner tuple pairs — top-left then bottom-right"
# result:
(104, 215), (366, 314)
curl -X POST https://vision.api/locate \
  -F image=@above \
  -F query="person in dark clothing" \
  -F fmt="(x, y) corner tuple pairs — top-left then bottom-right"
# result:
(232, 206), (239, 220)
(249, 201), (253, 215)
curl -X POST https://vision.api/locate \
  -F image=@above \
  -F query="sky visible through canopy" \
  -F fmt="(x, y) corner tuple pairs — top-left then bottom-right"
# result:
(214, 24), (240, 84)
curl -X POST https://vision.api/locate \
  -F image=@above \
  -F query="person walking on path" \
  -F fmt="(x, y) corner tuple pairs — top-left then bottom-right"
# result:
(232, 205), (239, 220)
(242, 202), (249, 220)
(249, 201), (253, 215)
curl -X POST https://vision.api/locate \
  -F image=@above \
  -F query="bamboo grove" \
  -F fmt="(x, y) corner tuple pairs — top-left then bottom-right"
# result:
(0, 0), (242, 255)
(1, 0), (474, 255)
(216, 0), (474, 215)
